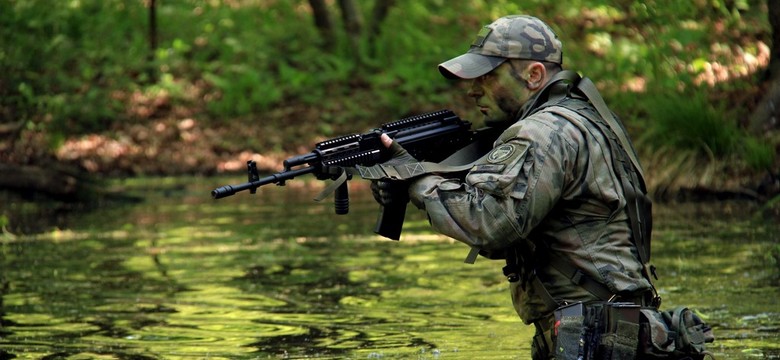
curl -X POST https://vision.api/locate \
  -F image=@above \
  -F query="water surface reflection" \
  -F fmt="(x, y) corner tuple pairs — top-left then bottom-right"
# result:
(1, 177), (778, 359)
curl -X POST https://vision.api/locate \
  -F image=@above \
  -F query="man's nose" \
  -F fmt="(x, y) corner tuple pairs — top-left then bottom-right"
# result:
(467, 80), (482, 98)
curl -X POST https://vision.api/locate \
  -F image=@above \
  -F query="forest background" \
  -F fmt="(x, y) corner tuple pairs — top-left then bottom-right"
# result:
(1, 0), (779, 206)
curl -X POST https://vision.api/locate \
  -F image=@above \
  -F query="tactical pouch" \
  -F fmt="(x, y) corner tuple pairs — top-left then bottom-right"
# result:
(553, 303), (587, 360)
(639, 308), (676, 357)
(638, 307), (715, 360)
(597, 303), (640, 360)
(552, 302), (641, 360)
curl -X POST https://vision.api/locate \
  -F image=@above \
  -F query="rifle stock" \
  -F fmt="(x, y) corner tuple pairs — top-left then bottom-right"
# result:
(211, 109), (497, 240)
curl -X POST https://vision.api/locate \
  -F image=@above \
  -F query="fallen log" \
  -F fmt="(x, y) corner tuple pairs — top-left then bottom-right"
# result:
(0, 163), (84, 198)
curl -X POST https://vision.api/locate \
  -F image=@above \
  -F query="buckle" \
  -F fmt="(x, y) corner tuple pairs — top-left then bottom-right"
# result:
(570, 270), (584, 285)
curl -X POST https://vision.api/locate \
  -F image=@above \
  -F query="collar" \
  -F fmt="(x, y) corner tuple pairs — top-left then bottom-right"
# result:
(517, 70), (581, 120)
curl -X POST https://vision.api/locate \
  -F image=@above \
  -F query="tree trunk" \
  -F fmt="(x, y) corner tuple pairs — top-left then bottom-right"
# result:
(768, 0), (780, 80)
(338, 0), (363, 63)
(308, 0), (335, 49)
(147, 0), (158, 83)
(747, 0), (780, 133)
(368, 0), (396, 58)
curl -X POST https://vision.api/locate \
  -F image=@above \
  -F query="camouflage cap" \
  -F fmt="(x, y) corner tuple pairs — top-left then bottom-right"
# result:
(439, 15), (563, 79)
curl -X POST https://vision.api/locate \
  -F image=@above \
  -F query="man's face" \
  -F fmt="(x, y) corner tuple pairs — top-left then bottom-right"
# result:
(468, 61), (532, 124)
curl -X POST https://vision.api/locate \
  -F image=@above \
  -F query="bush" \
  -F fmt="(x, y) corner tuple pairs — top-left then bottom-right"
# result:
(643, 92), (738, 157)
(1, 0), (149, 135)
(641, 90), (775, 170)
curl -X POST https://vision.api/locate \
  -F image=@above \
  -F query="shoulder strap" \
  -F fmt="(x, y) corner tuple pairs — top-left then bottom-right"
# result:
(544, 104), (653, 262)
(542, 104), (659, 303)
(575, 77), (647, 186)
(522, 72), (646, 187)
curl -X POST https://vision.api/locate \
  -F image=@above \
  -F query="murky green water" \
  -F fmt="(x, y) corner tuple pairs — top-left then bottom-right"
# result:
(1, 177), (778, 359)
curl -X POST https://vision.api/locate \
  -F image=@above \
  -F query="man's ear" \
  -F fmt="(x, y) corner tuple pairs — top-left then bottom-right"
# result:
(525, 62), (547, 90)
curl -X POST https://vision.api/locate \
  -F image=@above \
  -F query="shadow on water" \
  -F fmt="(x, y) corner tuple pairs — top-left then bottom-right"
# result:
(0, 177), (778, 359)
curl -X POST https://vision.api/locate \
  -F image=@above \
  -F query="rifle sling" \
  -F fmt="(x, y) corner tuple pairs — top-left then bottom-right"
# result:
(354, 130), (493, 181)
(314, 133), (493, 211)
(314, 170), (349, 202)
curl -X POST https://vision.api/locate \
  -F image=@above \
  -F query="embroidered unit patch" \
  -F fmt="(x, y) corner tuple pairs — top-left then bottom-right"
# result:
(487, 144), (517, 164)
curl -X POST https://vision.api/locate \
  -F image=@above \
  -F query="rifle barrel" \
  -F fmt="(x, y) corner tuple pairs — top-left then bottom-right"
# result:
(211, 166), (317, 199)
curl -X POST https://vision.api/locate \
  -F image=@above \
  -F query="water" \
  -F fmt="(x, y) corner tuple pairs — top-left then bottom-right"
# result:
(1, 177), (778, 359)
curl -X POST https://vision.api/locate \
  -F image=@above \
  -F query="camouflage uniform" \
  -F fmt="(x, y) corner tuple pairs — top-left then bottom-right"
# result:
(409, 96), (652, 321)
(411, 14), (653, 360)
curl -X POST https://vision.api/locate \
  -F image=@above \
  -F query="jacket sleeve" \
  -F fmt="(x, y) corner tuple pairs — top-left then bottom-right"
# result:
(408, 113), (578, 251)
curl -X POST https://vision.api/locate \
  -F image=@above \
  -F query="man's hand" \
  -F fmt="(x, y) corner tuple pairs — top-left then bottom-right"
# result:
(381, 133), (417, 165)
(370, 134), (416, 207)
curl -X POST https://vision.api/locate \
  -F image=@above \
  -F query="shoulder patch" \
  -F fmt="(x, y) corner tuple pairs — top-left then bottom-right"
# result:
(487, 143), (519, 164)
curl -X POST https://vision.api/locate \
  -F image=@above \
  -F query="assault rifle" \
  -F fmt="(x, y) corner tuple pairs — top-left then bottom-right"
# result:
(211, 109), (500, 240)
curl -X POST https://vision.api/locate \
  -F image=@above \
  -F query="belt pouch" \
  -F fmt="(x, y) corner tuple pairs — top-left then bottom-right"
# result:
(599, 302), (640, 360)
(554, 302), (587, 360)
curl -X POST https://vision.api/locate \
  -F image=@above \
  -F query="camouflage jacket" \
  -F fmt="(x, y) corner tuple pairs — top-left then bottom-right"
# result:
(408, 95), (652, 324)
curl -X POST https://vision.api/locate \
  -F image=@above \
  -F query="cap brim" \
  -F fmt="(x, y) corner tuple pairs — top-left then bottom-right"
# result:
(438, 53), (507, 79)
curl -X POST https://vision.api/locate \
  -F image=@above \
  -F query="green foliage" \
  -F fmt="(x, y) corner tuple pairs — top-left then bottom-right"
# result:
(641, 90), (775, 170)
(763, 239), (780, 285)
(1, 0), (146, 134)
(2, 0), (767, 122)
(643, 92), (738, 157)
(1, 0), (775, 180)
(203, 65), (282, 116)
(741, 136), (776, 170)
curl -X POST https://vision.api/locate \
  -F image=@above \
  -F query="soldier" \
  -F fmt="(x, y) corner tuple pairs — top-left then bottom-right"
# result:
(371, 15), (656, 359)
